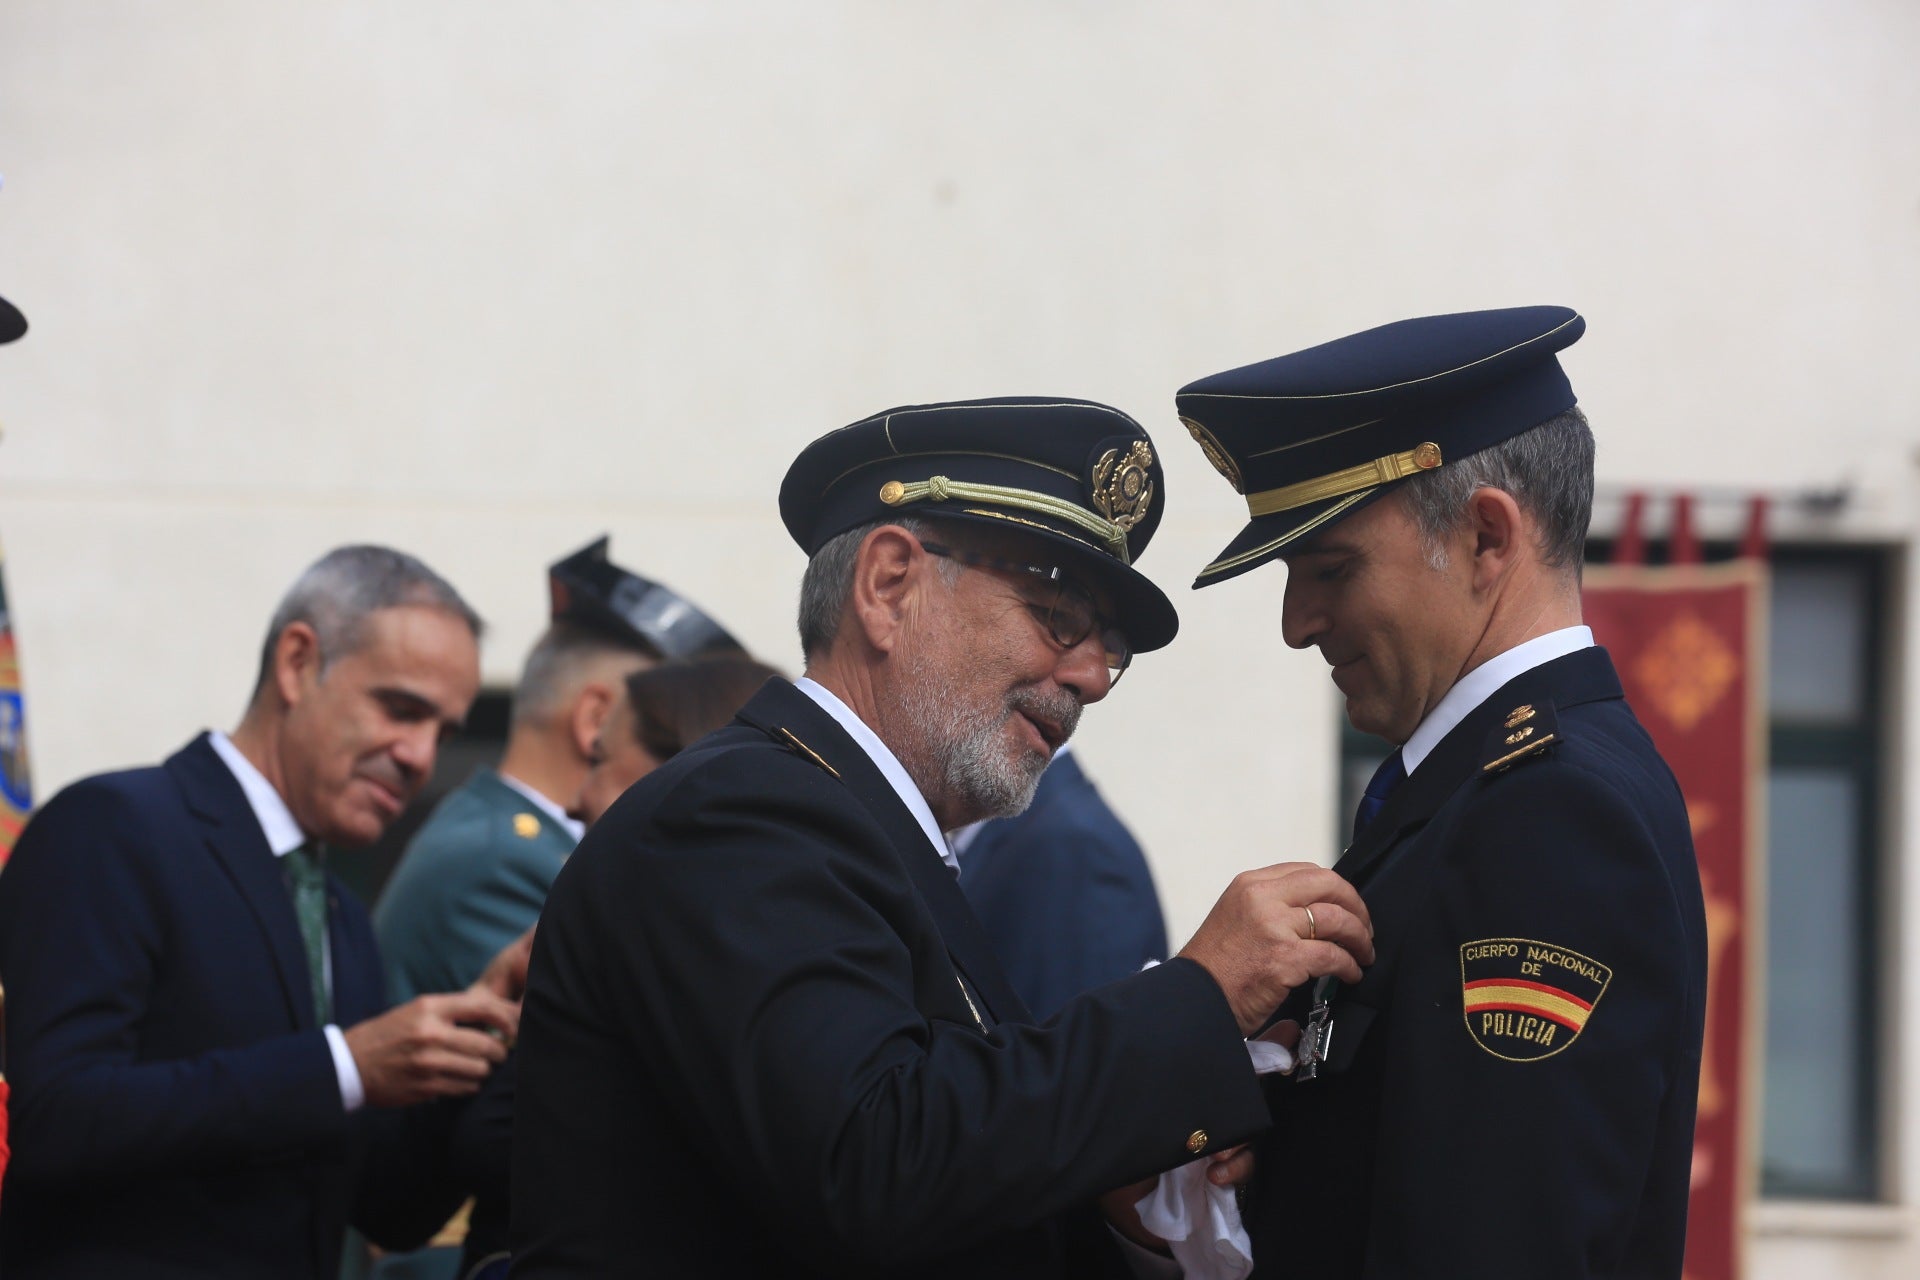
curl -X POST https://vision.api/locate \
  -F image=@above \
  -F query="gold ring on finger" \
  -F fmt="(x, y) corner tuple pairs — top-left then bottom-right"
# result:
(1303, 904), (1318, 941)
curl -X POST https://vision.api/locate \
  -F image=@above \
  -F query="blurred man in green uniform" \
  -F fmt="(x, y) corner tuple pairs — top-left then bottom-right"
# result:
(374, 537), (743, 1002)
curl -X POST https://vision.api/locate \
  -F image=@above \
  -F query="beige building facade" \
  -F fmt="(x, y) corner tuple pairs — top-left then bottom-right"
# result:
(2, 3), (1917, 1274)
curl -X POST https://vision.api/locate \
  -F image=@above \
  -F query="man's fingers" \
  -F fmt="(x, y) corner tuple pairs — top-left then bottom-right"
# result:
(427, 990), (521, 1042)
(1207, 1143), (1255, 1188)
(1303, 939), (1365, 986)
(437, 1024), (511, 1065)
(411, 1045), (495, 1083)
(1274, 866), (1370, 928)
(1298, 900), (1375, 966)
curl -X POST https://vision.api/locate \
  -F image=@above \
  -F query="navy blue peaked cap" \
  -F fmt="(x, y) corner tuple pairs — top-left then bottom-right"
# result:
(548, 536), (744, 660)
(1177, 305), (1585, 586)
(0, 295), (24, 344)
(780, 396), (1179, 651)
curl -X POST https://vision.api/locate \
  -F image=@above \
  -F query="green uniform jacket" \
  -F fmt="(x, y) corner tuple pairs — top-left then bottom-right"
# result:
(374, 770), (576, 1003)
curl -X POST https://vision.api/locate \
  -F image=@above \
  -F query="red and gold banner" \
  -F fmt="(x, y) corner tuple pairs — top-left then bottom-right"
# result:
(0, 541), (32, 866)
(1583, 558), (1766, 1280)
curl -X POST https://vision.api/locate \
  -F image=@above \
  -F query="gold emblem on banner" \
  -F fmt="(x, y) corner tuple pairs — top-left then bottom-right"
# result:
(1091, 441), (1156, 532)
(1633, 611), (1740, 732)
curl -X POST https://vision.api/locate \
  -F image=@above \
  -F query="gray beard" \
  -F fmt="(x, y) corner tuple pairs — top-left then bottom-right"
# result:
(894, 663), (1080, 824)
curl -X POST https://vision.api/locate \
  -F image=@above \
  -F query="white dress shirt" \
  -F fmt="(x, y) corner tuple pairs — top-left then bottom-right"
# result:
(1400, 626), (1594, 777)
(793, 677), (959, 871)
(207, 731), (366, 1112)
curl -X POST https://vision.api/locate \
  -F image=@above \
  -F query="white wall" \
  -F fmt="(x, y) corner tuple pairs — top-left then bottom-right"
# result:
(3, 4), (1918, 1273)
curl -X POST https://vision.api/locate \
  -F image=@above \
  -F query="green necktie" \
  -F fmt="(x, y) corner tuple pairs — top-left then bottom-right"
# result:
(283, 843), (331, 1023)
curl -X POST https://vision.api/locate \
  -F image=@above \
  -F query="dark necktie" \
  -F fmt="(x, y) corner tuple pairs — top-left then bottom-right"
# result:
(1351, 750), (1407, 844)
(283, 843), (330, 1022)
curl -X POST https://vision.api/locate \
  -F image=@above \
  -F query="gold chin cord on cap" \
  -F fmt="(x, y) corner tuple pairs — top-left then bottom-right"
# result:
(879, 476), (1130, 562)
(1244, 441), (1443, 518)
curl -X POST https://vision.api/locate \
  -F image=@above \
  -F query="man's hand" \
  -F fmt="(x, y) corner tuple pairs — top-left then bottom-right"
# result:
(1098, 1176), (1169, 1256)
(1096, 1144), (1255, 1256)
(1178, 862), (1375, 1036)
(343, 990), (520, 1108)
(473, 927), (535, 1003)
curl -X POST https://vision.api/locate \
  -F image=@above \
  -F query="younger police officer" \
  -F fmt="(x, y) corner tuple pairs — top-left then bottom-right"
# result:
(1178, 308), (1707, 1278)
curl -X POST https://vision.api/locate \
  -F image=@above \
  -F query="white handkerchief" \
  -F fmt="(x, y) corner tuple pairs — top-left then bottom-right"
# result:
(1133, 1038), (1292, 1280)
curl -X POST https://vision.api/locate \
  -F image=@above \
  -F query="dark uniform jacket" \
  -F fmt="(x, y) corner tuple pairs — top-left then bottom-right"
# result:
(1245, 647), (1708, 1279)
(959, 750), (1167, 1019)
(512, 678), (1268, 1278)
(0, 735), (465, 1279)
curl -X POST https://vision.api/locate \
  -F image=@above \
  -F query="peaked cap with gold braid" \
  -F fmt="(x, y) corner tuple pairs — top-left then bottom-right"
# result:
(1177, 306), (1586, 587)
(779, 396), (1179, 651)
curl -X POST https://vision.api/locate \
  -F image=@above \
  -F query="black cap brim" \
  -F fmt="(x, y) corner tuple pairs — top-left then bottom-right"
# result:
(0, 296), (25, 345)
(1194, 487), (1392, 587)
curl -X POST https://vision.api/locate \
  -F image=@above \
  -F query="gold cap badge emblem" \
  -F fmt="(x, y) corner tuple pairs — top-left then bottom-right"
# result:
(1091, 441), (1155, 533)
(1180, 415), (1243, 493)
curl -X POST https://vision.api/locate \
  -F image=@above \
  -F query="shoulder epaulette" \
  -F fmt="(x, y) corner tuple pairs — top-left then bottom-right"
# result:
(773, 726), (842, 780)
(1482, 700), (1561, 774)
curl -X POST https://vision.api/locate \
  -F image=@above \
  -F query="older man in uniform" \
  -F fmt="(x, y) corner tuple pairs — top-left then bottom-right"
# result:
(1177, 307), (1708, 1278)
(375, 537), (743, 1002)
(513, 397), (1377, 1278)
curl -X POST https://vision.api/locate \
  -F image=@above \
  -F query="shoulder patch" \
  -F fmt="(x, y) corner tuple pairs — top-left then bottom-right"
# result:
(512, 812), (542, 838)
(1482, 700), (1560, 774)
(773, 727), (842, 780)
(1460, 938), (1611, 1061)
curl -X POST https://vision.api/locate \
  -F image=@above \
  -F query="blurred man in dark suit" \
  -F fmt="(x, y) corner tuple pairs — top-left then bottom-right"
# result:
(955, 744), (1166, 1019)
(0, 545), (524, 1279)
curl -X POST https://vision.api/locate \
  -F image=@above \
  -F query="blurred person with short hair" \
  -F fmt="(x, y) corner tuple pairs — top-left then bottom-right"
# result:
(375, 538), (743, 1003)
(449, 651), (782, 1280)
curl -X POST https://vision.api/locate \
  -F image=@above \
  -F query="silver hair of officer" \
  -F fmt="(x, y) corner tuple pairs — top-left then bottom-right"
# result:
(795, 515), (961, 660)
(253, 544), (483, 693)
(1398, 406), (1595, 573)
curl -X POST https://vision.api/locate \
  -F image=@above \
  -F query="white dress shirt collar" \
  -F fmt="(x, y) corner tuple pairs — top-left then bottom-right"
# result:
(1401, 626), (1594, 777)
(207, 730), (306, 856)
(497, 771), (586, 843)
(793, 677), (958, 872)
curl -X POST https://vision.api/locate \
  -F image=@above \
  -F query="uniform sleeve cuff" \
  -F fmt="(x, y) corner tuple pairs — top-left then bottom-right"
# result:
(324, 1023), (366, 1112)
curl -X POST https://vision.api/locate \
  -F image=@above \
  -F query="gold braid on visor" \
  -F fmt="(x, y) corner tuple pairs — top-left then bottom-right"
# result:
(878, 476), (1130, 562)
(1245, 441), (1444, 518)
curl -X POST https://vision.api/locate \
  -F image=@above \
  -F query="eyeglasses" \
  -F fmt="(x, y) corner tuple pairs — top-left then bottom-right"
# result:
(918, 540), (1132, 686)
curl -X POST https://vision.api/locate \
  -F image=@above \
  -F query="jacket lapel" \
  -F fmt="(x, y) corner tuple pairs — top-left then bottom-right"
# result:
(1334, 648), (1627, 889)
(166, 734), (316, 1030)
(735, 681), (1034, 1027)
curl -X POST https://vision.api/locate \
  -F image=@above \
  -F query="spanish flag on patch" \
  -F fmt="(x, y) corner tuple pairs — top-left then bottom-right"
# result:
(1460, 938), (1612, 1062)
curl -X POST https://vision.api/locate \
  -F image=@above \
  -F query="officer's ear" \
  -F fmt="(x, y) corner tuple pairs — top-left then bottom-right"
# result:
(846, 524), (928, 656)
(567, 681), (617, 762)
(271, 621), (324, 707)
(1466, 487), (1528, 592)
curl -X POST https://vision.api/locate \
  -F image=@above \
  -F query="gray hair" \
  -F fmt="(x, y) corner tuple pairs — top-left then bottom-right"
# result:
(253, 545), (483, 693)
(511, 621), (656, 729)
(796, 516), (960, 660)
(1397, 407), (1594, 573)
